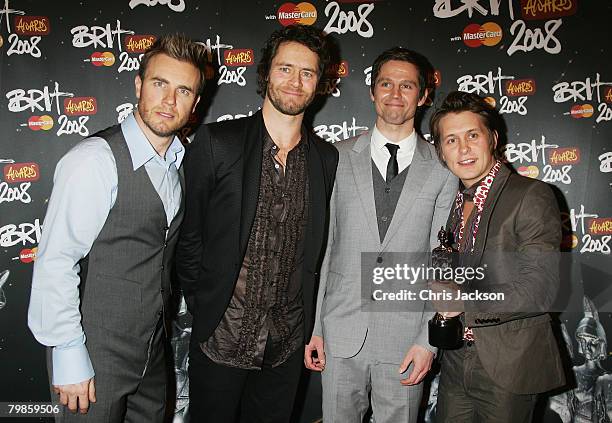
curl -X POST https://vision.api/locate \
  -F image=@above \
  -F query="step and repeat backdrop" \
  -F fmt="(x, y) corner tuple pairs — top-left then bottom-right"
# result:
(1, 1), (611, 422)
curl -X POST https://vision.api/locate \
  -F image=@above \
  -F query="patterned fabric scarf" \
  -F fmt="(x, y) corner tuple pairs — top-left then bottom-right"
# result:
(452, 160), (502, 253)
(450, 160), (502, 343)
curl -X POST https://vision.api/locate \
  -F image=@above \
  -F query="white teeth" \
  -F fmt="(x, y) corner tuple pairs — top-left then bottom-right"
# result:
(459, 159), (475, 164)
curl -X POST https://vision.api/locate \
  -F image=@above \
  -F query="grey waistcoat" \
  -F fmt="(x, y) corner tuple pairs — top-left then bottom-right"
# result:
(372, 161), (409, 242)
(79, 125), (184, 342)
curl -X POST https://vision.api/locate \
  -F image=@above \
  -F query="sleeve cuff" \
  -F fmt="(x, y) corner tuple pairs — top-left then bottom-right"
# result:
(52, 341), (95, 386)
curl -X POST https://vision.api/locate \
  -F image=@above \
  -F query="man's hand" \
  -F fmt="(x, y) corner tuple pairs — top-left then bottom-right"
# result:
(304, 336), (326, 371)
(398, 345), (433, 386)
(53, 378), (96, 414)
(428, 280), (464, 316)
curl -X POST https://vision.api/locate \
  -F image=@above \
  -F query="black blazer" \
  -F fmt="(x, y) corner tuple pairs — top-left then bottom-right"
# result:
(447, 164), (566, 394)
(175, 111), (338, 345)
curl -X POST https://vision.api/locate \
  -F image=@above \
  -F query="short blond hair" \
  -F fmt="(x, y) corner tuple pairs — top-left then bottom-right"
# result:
(139, 33), (207, 94)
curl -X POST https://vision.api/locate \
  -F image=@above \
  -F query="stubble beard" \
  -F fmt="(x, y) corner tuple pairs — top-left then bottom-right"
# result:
(267, 82), (315, 116)
(138, 106), (186, 138)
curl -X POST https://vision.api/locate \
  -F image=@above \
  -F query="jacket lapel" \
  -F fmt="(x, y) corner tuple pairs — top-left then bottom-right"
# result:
(167, 165), (185, 240)
(305, 134), (325, 269)
(238, 112), (264, 258)
(350, 131), (380, 244)
(470, 164), (512, 267)
(382, 137), (433, 249)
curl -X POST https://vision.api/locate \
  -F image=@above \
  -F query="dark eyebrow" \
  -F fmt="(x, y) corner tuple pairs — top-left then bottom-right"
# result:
(277, 62), (317, 74)
(151, 77), (194, 93)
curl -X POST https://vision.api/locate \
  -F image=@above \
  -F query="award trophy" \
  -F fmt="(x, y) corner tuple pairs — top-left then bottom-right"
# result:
(428, 227), (463, 349)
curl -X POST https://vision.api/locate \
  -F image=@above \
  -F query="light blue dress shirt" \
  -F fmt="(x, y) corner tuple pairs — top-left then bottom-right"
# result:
(28, 113), (184, 385)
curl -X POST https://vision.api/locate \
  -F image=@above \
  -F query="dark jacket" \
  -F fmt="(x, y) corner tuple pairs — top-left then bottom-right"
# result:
(175, 111), (338, 345)
(451, 164), (566, 394)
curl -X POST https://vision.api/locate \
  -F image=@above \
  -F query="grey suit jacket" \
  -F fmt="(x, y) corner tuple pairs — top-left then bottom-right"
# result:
(312, 130), (457, 363)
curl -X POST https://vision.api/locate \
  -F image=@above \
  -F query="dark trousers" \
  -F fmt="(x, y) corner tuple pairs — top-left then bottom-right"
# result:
(436, 342), (537, 423)
(188, 343), (303, 423)
(49, 320), (166, 423)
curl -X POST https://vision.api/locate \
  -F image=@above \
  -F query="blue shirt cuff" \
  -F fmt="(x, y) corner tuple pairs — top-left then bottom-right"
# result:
(51, 338), (95, 386)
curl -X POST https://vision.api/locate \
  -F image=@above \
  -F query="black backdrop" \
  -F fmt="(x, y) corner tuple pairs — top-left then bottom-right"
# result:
(1, 1), (611, 422)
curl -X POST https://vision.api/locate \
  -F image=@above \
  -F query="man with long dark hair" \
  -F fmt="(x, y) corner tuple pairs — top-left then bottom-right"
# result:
(176, 24), (338, 422)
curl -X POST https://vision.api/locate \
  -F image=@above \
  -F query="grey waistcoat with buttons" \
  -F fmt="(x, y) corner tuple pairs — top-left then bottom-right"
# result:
(78, 125), (184, 342)
(372, 161), (409, 242)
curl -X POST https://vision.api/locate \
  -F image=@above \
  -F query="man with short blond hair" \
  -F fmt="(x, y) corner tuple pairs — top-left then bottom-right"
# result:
(28, 33), (206, 422)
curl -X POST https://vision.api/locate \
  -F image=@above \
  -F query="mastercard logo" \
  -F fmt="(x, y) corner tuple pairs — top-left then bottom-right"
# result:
(20, 247), (38, 264)
(462, 22), (503, 48)
(90, 51), (115, 67)
(27, 115), (54, 131)
(570, 104), (594, 119)
(517, 165), (539, 179)
(277, 2), (317, 26)
(561, 234), (578, 249)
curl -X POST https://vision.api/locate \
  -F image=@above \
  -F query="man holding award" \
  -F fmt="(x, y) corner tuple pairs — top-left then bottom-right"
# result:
(428, 91), (566, 422)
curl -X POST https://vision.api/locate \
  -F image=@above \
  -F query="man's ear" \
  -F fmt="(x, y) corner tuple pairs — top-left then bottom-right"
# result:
(191, 96), (201, 114)
(135, 75), (142, 100)
(491, 130), (499, 151)
(417, 88), (429, 107)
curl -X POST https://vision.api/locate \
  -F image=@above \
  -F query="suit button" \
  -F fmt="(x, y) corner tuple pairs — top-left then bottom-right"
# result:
(385, 187), (391, 193)
(158, 310), (163, 316)
(161, 265), (165, 270)
(160, 288), (165, 293)
(377, 256), (383, 264)
(163, 226), (169, 231)
(314, 272), (319, 277)
(163, 242), (168, 248)
(381, 216), (388, 222)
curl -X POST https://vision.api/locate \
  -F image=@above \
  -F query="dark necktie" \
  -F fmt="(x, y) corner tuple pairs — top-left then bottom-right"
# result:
(385, 143), (399, 182)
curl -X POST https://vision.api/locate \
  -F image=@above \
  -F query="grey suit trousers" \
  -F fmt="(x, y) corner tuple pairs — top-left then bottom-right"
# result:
(322, 331), (422, 423)
(49, 321), (166, 423)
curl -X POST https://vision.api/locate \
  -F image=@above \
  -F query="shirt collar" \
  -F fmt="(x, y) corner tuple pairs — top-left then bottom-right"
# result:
(371, 125), (417, 153)
(263, 126), (310, 154)
(120, 113), (185, 171)
(460, 174), (488, 201)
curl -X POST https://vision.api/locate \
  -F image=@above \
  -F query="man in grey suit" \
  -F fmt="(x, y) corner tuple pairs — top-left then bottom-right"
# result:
(304, 47), (457, 422)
